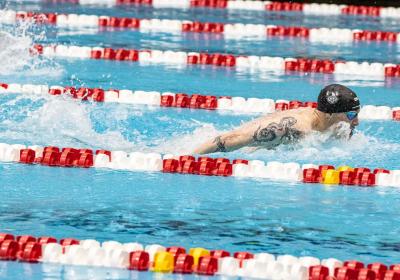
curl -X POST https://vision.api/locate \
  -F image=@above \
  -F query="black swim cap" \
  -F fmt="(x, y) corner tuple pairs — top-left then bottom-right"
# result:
(317, 84), (360, 113)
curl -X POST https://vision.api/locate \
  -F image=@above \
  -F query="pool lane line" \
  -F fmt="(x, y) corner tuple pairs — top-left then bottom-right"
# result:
(1, 143), (399, 187)
(2, 82), (400, 121)
(30, 44), (400, 80)
(2, 232), (397, 278)
(3, 10), (400, 44)
(17, 0), (400, 19)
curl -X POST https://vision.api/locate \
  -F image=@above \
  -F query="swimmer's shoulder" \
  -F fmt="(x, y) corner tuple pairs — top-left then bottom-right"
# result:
(270, 106), (315, 118)
(274, 107), (315, 130)
(255, 107), (315, 124)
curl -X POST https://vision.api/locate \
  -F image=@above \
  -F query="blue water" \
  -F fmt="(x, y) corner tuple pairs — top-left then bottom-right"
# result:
(1, 2), (400, 279)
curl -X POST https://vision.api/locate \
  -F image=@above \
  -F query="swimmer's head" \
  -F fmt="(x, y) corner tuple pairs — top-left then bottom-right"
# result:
(317, 84), (361, 137)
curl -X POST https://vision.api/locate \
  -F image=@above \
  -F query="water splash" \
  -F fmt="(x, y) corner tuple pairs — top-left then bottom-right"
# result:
(154, 123), (220, 155)
(1, 89), (399, 168)
(0, 96), (135, 150)
(246, 125), (400, 166)
(0, 20), (63, 77)
(158, 119), (400, 168)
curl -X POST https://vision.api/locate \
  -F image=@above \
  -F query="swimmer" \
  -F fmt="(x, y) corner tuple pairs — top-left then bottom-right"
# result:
(194, 84), (360, 154)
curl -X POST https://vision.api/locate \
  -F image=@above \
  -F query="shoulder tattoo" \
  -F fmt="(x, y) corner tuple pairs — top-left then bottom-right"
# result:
(253, 117), (302, 144)
(213, 136), (227, 152)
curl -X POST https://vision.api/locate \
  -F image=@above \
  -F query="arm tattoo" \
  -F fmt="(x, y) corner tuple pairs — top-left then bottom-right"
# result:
(253, 117), (302, 145)
(213, 136), (227, 152)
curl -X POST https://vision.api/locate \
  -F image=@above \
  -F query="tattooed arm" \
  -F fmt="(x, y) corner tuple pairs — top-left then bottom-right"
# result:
(193, 117), (303, 154)
(252, 117), (302, 145)
(193, 131), (251, 154)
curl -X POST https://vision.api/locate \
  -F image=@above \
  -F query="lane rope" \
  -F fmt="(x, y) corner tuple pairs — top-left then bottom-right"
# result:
(30, 44), (400, 80)
(2, 232), (400, 279)
(26, 0), (400, 19)
(2, 10), (400, 44)
(2, 82), (400, 121)
(0, 143), (399, 187)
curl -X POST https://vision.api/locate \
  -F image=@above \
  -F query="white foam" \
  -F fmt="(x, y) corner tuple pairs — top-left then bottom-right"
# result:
(0, 98), (135, 151)
(154, 123), (219, 155)
(0, 23), (63, 77)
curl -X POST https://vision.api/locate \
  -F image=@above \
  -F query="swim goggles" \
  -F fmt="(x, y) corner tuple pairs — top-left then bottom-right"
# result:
(346, 111), (358, 121)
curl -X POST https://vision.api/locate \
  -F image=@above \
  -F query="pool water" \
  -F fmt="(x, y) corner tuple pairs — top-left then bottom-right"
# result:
(1, 1), (400, 279)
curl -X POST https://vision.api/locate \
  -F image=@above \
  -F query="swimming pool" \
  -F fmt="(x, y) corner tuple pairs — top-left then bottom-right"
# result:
(1, 1), (400, 279)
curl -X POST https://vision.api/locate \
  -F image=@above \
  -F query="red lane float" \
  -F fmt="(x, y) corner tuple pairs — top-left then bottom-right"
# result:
(26, 0), (400, 19)
(4, 10), (400, 44)
(29, 44), (400, 80)
(18, 145), (100, 168)
(1, 143), (400, 187)
(1, 82), (400, 121)
(2, 231), (400, 279)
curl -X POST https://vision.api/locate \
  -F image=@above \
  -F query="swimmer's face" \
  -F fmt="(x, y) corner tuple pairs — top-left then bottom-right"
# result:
(330, 110), (360, 126)
(331, 110), (360, 138)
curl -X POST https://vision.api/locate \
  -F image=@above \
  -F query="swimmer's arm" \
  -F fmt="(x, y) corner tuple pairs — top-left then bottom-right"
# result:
(193, 117), (302, 154)
(193, 130), (253, 154)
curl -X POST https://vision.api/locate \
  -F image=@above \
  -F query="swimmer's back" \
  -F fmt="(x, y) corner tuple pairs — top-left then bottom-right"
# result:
(193, 107), (317, 154)
(238, 107), (315, 134)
